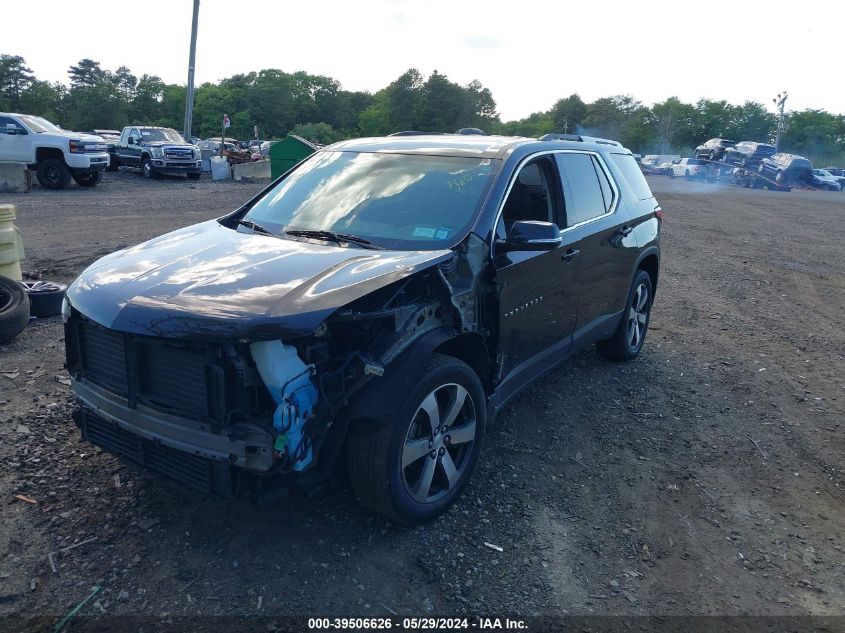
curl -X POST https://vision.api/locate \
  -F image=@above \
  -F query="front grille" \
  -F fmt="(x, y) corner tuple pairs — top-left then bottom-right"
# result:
(71, 316), (224, 422)
(138, 344), (209, 417)
(165, 148), (193, 159)
(78, 322), (128, 395)
(80, 410), (233, 497)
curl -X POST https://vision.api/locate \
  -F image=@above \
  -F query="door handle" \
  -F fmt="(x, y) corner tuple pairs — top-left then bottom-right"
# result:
(561, 248), (580, 262)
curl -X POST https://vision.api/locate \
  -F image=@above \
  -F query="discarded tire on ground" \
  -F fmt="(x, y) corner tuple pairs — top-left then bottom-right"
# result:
(0, 275), (30, 343)
(21, 280), (67, 318)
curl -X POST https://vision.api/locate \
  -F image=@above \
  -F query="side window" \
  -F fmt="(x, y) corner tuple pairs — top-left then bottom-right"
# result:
(498, 157), (559, 237)
(130, 129), (141, 143)
(592, 156), (614, 212)
(0, 116), (25, 133)
(610, 152), (654, 201)
(555, 153), (608, 227)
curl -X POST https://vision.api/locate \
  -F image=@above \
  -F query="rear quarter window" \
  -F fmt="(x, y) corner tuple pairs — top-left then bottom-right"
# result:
(610, 153), (654, 201)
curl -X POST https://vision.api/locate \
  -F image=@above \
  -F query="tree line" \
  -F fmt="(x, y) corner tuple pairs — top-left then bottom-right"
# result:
(2, 54), (843, 162)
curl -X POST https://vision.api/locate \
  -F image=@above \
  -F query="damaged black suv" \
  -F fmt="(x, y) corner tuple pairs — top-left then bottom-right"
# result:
(64, 134), (661, 524)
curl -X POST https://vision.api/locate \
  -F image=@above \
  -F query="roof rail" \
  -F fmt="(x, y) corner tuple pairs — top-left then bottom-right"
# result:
(538, 133), (622, 147)
(539, 133), (583, 142)
(389, 130), (446, 136)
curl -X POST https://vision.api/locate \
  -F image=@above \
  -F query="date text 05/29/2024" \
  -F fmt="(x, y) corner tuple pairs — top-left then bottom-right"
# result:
(307, 617), (528, 630)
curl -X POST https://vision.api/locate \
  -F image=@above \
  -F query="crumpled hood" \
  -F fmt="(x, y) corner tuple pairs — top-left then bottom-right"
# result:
(67, 220), (452, 340)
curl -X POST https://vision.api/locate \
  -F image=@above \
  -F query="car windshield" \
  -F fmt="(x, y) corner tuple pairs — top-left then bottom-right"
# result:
(242, 151), (496, 250)
(139, 128), (183, 143)
(19, 115), (62, 133)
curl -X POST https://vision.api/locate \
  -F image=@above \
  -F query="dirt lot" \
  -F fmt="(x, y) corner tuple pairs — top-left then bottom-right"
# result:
(1, 172), (843, 629)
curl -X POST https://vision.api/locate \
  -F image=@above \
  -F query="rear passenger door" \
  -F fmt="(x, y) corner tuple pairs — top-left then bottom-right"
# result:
(554, 152), (640, 347)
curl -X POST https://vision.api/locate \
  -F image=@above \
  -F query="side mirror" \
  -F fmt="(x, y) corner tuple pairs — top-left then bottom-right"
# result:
(498, 220), (562, 253)
(127, 137), (136, 145)
(5, 123), (20, 135)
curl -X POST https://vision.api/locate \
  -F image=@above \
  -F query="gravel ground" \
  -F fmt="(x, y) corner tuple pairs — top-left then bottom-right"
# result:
(0, 171), (843, 629)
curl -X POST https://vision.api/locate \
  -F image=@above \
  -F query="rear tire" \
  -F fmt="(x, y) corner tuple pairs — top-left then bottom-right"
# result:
(597, 269), (653, 362)
(346, 354), (486, 525)
(36, 159), (71, 190)
(0, 276), (30, 343)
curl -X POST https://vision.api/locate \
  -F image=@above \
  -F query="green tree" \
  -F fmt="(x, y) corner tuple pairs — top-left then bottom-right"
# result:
(549, 94), (586, 134)
(65, 81), (126, 130)
(18, 80), (64, 121)
(290, 122), (340, 145)
(414, 70), (468, 132)
(131, 74), (166, 122)
(0, 54), (34, 110)
(68, 58), (106, 88)
(782, 110), (844, 161)
(113, 65), (137, 100)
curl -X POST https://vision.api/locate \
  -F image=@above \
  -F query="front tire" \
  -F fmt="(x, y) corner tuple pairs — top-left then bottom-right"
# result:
(142, 158), (156, 179)
(597, 269), (653, 362)
(187, 172), (201, 181)
(36, 159), (71, 190)
(346, 354), (486, 525)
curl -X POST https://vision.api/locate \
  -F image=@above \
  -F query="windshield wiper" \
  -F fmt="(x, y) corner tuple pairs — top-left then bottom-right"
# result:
(236, 219), (275, 235)
(285, 229), (383, 250)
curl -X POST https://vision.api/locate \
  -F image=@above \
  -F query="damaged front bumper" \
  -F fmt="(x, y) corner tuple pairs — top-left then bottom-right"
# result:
(72, 378), (275, 472)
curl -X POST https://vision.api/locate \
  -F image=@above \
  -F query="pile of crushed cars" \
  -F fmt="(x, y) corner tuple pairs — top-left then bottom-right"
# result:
(638, 138), (843, 193)
(693, 138), (842, 192)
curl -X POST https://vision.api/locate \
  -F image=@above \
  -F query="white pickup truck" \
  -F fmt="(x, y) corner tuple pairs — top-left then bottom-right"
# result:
(0, 112), (110, 189)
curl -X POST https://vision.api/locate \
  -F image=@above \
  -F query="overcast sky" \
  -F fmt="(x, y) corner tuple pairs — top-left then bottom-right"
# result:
(6, 0), (840, 121)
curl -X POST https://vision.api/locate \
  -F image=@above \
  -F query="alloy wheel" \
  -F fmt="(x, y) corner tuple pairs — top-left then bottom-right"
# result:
(402, 383), (476, 504)
(627, 283), (649, 351)
(44, 166), (61, 186)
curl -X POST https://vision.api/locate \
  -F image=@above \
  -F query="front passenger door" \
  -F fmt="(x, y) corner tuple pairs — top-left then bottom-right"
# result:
(0, 116), (30, 162)
(121, 128), (142, 167)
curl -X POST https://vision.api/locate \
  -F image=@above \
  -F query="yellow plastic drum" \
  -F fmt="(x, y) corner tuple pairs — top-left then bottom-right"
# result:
(0, 204), (25, 281)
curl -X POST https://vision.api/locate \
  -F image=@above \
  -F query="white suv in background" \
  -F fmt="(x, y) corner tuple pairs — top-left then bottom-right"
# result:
(669, 157), (705, 179)
(0, 112), (110, 189)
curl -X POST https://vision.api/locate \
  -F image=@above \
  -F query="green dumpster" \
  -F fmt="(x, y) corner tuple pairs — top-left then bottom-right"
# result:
(269, 135), (319, 180)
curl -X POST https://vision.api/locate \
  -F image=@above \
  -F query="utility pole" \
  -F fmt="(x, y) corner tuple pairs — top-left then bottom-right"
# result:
(183, 0), (200, 141)
(772, 91), (788, 152)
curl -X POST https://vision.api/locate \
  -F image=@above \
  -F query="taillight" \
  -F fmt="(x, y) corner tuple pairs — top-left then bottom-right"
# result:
(654, 206), (664, 220)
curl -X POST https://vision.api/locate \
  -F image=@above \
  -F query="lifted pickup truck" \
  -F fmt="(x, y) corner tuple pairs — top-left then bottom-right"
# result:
(0, 112), (109, 189)
(111, 126), (201, 180)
